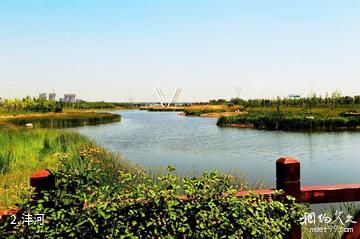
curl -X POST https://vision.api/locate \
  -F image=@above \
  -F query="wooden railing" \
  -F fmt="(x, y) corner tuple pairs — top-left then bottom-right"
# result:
(1, 157), (360, 238)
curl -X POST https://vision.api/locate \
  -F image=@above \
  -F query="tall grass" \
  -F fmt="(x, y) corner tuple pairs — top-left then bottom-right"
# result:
(0, 122), (96, 209)
(0, 151), (13, 174)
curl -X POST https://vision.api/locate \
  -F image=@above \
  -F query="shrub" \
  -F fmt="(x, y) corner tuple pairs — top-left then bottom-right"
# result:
(0, 149), (306, 238)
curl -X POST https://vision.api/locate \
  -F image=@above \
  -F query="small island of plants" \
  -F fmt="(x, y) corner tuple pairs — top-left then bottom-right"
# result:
(216, 93), (360, 131)
(3, 112), (121, 128)
(217, 112), (360, 131)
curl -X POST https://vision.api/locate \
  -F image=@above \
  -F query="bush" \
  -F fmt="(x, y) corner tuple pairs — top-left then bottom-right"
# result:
(0, 149), (306, 238)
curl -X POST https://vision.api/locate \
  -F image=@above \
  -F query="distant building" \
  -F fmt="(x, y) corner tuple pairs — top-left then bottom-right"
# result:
(289, 94), (301, 100)
(63, 94), (76, 103)
(39, 93), (47, 100)
(49, 93), (56, 101)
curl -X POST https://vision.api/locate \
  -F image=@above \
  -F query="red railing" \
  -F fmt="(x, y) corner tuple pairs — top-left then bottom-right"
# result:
(1, 157), (360, 238)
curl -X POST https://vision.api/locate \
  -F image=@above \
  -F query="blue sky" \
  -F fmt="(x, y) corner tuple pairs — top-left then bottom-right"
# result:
(0, 0), (359, 102)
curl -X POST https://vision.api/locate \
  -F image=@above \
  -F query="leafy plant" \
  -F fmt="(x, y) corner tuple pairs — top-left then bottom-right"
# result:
(0, 149), (306, 238)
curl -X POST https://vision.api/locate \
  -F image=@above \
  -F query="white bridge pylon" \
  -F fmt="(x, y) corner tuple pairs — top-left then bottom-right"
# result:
(154, 87), (181, 107)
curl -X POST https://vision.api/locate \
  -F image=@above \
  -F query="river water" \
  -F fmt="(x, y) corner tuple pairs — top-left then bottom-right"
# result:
(76, 110), (360, 187)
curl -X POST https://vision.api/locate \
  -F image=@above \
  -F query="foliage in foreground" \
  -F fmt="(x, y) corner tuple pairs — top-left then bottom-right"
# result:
(217, 112), (360, 131)
(1, 148), (306, 238)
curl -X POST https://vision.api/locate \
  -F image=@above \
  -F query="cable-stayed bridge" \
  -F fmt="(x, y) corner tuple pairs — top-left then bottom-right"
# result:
(154, 87), (182, 107)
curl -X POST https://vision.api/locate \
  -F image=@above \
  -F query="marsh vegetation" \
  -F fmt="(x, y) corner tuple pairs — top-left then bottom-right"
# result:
(2, 112), (121, 128)
(0, 123), (94, 208)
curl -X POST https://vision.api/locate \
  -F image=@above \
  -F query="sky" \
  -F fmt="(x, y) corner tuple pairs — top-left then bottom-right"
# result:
(0, 0), (359, 102)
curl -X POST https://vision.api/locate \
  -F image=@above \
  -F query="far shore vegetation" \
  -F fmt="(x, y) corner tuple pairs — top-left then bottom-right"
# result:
(140, 91), (360, 120)
(217, 111), (360, 131)
(0, 97), (122, 128)
(216, 93), (360, 131)
(0, 96), (133, 116)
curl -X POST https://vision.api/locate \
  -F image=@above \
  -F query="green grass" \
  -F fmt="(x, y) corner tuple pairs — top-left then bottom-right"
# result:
(0, 124), (139, 209)
(0, 119), (139, 209)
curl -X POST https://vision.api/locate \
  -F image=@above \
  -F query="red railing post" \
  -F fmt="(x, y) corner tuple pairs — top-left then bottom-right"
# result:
(30, 169), (55, 200)
(276, 157), (301, 239)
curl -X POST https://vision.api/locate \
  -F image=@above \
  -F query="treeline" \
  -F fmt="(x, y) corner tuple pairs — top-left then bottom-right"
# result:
(209, 92), (360, 108)
(61, 101), (122, 109)
(0, 97), (135, 113)
(0, 97), (62, 113)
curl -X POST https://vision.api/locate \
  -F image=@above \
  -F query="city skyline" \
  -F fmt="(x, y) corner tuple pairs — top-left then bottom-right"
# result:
(0, 1), (359, 102)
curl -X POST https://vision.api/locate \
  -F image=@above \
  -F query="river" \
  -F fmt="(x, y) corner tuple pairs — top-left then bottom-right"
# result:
(76, 110), (360, 187)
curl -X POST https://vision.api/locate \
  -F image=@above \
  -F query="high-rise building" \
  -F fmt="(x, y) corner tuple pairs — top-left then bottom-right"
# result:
(49, 93), (56, 101)
(64, 94), (76, 103)
(39, 93), (47, 100)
